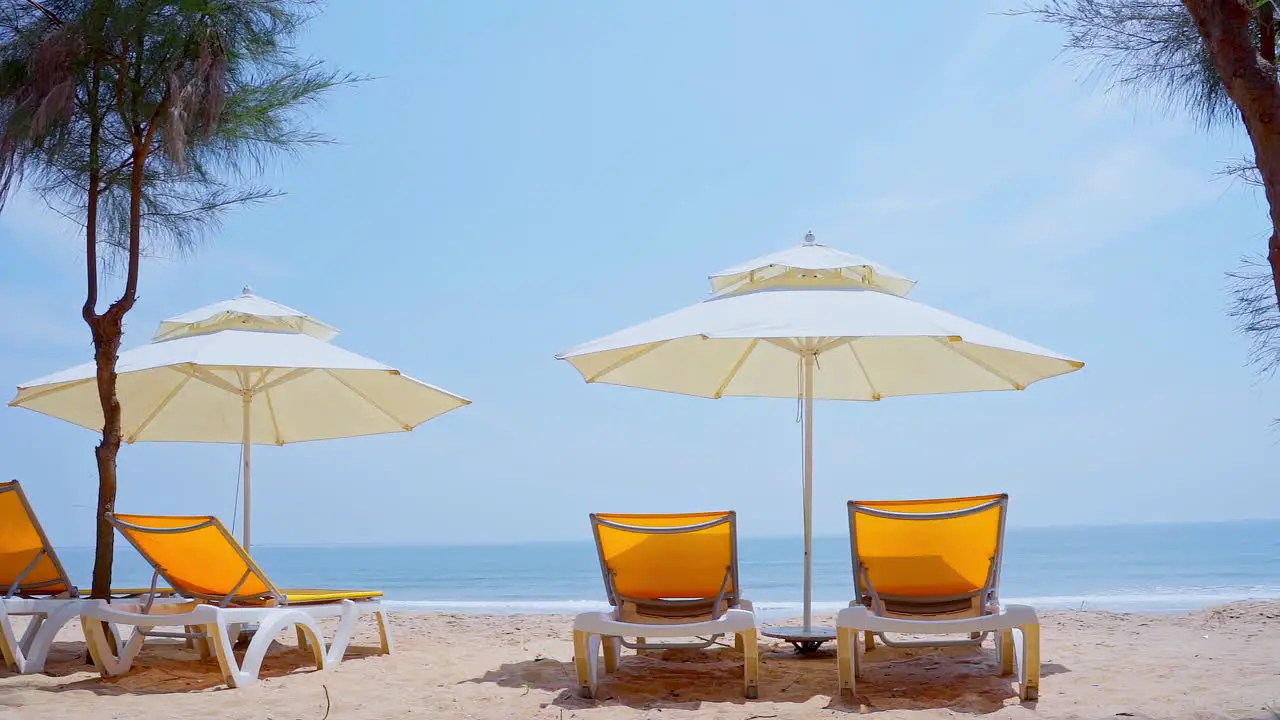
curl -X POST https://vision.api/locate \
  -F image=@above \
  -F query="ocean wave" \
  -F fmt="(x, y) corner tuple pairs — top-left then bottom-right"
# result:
(384, 599), (612, 614)
(383, 586), (1280, 616)
(1002, 586), (1280, 611)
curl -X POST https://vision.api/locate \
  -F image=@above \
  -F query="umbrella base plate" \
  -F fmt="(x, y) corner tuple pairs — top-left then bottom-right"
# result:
(761, 625), (836, 654)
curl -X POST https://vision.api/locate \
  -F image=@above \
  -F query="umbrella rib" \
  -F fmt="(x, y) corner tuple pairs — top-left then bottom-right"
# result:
(584, 342), (664, 383)
(321, 369), (413, 430)
(241, 368), (312, 444)
(183, 366), (245, 395)
(10, 377), (96, 405)
(264, 387), (284, 445)
(255, 368), (314, 393)
(126, 370), (196, 442)
(249, 368), (269, 391)
(763, 338), (803, 355)
(712, 339), (759, 399)
(934, 337), (1025, 390)
(816, 337), (848, 354)
(845, 340), (882, 401)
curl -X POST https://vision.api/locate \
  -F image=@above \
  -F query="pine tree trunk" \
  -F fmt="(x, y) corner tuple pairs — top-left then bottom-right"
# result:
(1184, 0), (1280, 311)
(88, 319), (123, 599)
(82, 49), (113, 600)
(87, 131), (148, 599)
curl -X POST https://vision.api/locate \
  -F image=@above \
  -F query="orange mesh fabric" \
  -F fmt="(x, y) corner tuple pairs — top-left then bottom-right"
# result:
(0, 481), (70, 596)
(112, 514), (274, 600)
(852, 494), (1005, 598)
(593, 511), (735, 601)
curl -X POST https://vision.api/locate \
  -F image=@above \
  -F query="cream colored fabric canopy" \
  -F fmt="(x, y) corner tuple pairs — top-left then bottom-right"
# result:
(10, 289), (469, 550)
(559, 283), (1081, 400)
(12, 327), (468, 444)
(557, 233), (1083, 640)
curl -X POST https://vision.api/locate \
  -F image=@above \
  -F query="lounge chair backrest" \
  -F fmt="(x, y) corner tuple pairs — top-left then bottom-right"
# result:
(108, 513), (281, 606)
(0, 481), (73, 598)
(848, 494), (1007, 614)
(591, 511), (739, 616)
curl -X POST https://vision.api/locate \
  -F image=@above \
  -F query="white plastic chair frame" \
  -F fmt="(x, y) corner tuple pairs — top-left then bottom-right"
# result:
(77, 513), (392, 688)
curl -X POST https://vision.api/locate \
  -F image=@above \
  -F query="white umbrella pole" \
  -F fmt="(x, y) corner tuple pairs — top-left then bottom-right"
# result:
(241, 392), (252, 552)
(802, 350), (815, 632)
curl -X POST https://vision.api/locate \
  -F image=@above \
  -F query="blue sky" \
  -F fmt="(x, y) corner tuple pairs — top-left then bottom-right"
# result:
(2, 0), (1277, 548)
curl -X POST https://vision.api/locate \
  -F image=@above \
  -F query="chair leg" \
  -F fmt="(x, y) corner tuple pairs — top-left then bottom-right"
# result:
(1, 610), (49, 674)
(83, 618), (147, 678)
(602, 635), (621, 674)
(836, 627), (856, 697)
(323, 600), (361, 665)
(999, 629), (1015, 676)
(1018, 623), (1040, 701)
(18, 615), (43, 654)
(855, 628), (864, 679)
(0, 615), (17, 671)
(734, 632), (746, 653)
(205, 621), (242, 688)
(573, 630), (599, 699)
(195, 632), (212, 660)
(740, 628), (759, 699)
(5, 607), (79, 675)
(292, 621), (326, 670)
(374, 607), (394, 655)
(863, 630), (875, 651)
(230, 610), (326, 688)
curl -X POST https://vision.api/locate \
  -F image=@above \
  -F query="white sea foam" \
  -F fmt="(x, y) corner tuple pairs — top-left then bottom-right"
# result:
(384, 586), (1280, 616)
(384, 599), (612, 614)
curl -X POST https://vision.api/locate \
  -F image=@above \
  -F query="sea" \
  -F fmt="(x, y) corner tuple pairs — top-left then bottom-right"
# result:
(55, 520), (1280, 620)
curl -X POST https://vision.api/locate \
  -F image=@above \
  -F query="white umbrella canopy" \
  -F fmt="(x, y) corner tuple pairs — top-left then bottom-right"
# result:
(152, 286), (339, 342)
(708, 231), (917, 298)
(10, 290), (470, 550)
(560, 285), (1080, 399)
(11, 330), (468, 443)
(557, 233), (1082, 649)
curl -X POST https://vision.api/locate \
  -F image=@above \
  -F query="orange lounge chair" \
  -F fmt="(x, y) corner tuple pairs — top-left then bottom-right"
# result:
(0, 479), (82, 673)
(572, 511), (759, 699)
(835, 494), (1040, 701)
(79, 513), (392, 688)
(0, 480), (176, 673)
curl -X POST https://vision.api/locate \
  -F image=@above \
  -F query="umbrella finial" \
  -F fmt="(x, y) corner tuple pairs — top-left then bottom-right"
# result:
(242, 284), (254, 296)
(803, 230), (816, 246)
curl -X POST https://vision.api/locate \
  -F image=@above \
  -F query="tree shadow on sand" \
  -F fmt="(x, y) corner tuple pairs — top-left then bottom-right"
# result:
(16, 639), (383, 696)
(464, 639), (1070, 714)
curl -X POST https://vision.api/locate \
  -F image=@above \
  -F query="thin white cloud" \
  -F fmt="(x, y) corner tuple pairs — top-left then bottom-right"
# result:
(997, 138), (1220, 257)
(0, 287), (86, 348)
(0, 188), (83, 264)
(815, 12), (1221, 316)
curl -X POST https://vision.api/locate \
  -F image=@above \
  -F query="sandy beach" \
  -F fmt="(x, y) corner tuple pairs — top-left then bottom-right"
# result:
(1, 601), (1277, 720)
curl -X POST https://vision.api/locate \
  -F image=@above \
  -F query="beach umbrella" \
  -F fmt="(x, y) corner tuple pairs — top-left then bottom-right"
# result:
(10, 288), (470, 551)
(556, 233), (1083, 649)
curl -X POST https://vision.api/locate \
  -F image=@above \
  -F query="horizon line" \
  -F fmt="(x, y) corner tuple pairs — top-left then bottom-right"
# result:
(52, 516), (1280, 551)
